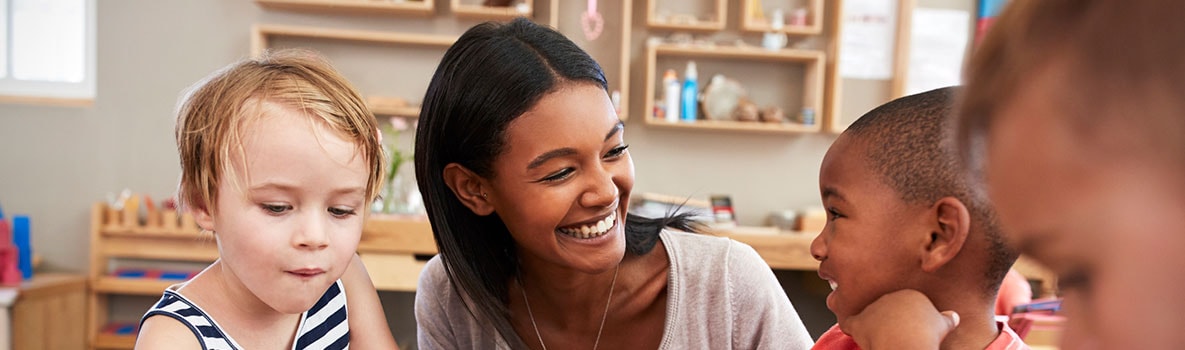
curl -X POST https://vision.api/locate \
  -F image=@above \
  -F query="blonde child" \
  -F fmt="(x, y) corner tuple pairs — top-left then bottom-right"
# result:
(810, 87), (1028, 349)
(135, 49), (396, 349)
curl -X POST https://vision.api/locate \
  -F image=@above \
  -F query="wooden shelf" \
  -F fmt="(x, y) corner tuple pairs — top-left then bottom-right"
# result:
(92, 277), (177, 296)
(644, 118), (820, 134)
(450, 0), (533, 20)
(99, 232), (218, 262)
(643, 42), (825, 133)
(359, 215), (436, 255)
(255, 0), (434, 16)
(740, 0), (823, 35)
(93, 332), (136, 350)
(251, 24), (457, 57)
(647, 0), (727, 31)
(652, 43), (825, 62)
(722, 230), (820, 271)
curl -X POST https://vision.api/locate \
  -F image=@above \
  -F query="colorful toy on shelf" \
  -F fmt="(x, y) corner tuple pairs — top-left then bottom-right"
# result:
(0, 217), (19, 286)
(12, 215), (32, 280)
(101, 322), (139, 336)
(112, 268), (198, 281)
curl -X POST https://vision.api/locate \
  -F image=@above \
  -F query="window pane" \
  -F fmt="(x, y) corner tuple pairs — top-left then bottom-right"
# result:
(12, 0), (84, 83)
(1, 0), (7, 79)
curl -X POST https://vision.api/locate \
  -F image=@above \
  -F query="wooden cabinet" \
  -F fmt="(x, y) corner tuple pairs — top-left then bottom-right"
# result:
(12, 273), (88, 350)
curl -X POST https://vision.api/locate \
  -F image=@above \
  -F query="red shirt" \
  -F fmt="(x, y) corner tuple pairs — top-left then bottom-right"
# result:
(811, 321), (1030, 350)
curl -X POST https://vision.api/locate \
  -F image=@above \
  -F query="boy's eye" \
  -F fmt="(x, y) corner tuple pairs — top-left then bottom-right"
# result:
(262, 203), (292, 214)
(604, 144), (630, 159)
(328, 207), (356, 217)
(826, 207), (843, 221)
(540, 168), (574, 183)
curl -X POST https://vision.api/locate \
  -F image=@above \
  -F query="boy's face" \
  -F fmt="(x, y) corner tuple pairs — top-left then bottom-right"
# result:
(985, 68), (1185, 348)
(196, 101), (368, 314)
(811, 135), (929, 325)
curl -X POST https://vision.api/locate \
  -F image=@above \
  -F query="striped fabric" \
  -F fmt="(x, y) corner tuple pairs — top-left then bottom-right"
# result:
(140, 280), (350, 350)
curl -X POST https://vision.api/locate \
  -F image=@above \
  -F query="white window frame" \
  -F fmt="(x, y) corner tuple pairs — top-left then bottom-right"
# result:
(0, 0), (96, 105)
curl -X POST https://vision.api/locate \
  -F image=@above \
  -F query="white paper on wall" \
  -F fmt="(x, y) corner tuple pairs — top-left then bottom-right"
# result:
(839, 0), (898, 80)
(905, 8), (971, 95)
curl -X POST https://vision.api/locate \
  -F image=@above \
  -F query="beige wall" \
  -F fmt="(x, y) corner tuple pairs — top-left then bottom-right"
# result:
(0, 0), (973, 345)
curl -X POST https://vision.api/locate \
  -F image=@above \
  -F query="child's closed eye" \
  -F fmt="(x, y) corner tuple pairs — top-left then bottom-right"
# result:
(328, 206), (357, 218)
(261, 203), (293, 215)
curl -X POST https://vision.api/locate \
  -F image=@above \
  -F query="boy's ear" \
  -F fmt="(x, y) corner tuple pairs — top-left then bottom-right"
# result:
(921, 197), (971, 273)
(442, 163), (495, 216)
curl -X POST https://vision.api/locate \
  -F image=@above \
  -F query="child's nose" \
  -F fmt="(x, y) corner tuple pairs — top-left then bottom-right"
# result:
(809, 231), (828, 261)
(293, 212), (330, 250)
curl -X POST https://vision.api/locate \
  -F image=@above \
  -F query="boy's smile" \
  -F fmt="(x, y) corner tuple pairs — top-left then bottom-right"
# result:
(811, 135), (928, 324)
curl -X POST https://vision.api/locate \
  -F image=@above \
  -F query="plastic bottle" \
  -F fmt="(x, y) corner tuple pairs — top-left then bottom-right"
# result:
(681, 61), (698, 122)
(662, 69), (681, 122)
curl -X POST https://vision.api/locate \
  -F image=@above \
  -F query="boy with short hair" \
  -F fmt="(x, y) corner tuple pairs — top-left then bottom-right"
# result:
(810, 87), (1028, 349)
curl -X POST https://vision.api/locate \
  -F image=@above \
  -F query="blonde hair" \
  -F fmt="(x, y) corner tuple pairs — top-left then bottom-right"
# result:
(957, 0), (1185, 168)
(175, 49), (384, 214)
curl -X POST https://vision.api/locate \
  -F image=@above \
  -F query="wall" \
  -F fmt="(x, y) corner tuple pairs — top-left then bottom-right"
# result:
(0, 0), (973, 346)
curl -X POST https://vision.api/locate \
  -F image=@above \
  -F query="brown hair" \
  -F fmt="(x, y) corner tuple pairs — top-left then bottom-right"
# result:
(175, 49), (384, 214)
(957, 0), (1185, 170)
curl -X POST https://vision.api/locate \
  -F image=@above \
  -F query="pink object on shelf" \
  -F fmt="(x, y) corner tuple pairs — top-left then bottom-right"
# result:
(0, 220), (20, 286)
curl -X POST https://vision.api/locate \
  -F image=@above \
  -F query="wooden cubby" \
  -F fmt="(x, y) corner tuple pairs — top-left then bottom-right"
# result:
(255, 0), (436, 17)
(451, 0), (539, 22)
(740, 0), (824, 35)
(86, 202), (211, 350)
(84, 200), (438, 349)
(252, 24), (458, 122)
(647, 0), (728, 31)
(643, 42), (825, 134)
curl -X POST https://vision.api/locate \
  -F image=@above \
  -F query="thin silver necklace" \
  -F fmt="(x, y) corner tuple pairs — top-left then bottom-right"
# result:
(518, 264), (620, 350)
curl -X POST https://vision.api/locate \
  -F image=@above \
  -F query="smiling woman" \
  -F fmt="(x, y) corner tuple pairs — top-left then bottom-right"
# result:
(413, 18), (813, 349)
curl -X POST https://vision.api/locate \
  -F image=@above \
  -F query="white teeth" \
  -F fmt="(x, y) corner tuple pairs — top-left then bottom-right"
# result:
(558, 211), (617, 239)
(829, 280), (838, 291)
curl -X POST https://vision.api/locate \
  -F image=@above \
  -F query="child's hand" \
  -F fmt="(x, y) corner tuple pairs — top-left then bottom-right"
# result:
(840, 289), (960, 350)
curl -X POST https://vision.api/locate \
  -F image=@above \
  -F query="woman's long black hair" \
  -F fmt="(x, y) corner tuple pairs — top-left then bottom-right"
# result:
(415, 17), (699, 345)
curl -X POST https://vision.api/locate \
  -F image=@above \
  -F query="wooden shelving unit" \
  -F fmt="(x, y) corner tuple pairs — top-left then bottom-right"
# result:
(647, 0), (728, 31)
(740, 0), (823, 35)
(251, 24), (457, 58)
(255, 0), (435, 17)
(367, 96), (422, 119)
(86, 202), (210, 350)
(450, 0), (533, 20)
(643, 42), (825, 133)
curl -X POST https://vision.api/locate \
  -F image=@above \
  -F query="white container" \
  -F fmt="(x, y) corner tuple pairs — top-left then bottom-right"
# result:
(662, 69), (681, 122)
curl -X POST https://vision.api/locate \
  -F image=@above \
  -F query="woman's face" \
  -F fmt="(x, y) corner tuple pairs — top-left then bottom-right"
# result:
(486, 83), (633, 274)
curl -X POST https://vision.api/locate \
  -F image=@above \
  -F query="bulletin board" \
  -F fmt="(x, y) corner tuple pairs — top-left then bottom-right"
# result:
(825, 0), (975, 133)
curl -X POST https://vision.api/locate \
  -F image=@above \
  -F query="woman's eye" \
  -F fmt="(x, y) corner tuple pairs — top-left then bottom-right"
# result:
(541, 168), (574, 182)
(328, 207), (356, 217)
(605, 144), (630, 159)
(261, 204), (291, 214)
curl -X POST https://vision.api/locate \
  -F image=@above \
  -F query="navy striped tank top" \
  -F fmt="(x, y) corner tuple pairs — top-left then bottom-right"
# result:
(140, 279), (350, 349)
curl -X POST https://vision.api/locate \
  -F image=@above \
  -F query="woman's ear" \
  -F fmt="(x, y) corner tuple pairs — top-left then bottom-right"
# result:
(442, 163), (495, 216)
(921, 197), (971, 272)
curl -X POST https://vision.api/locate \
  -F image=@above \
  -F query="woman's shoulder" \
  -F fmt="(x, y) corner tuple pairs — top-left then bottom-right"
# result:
(661, 229), (762, 264)
(417, 254), (452, 296)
